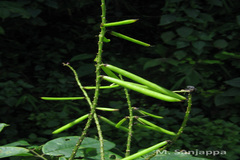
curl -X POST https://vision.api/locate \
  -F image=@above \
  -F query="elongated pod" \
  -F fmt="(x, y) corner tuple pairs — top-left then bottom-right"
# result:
(98, 115), (129, 132)
(41, 97), (85, 100)
(102, 76), (181, 102)
(52, 114), (89, 134)
(84, 84), (119, 89)
(101, 65), (119, 79)
(137, 117), (176, 136)
(103, 64), (186, 101)
(115, 117), (127, 128)
(96, 107), (119, 111)
(103, 19), (138, 27)
(138, 110), (163, 119)
(121, 141), (169, 160)
(110, 31), (151, 47)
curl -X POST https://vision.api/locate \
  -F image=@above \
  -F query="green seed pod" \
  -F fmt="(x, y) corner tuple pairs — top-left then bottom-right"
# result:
(103, 36), (111, 43)
(110, 31), (151, 47)
(84, 84), (119, 90)
(104, 64), (186, 101)
(115, 117), (127, 128)
(52, 114), (89, 134)
(102, 76), (181, 102)
(103, 19), (138, 27)
(41, 97), (85, 100)
(98, 115), (129, 132)
(101, 65), (120, 79)
(138, 110), (163, 119)
(136, 123), (163, 132)
(96, 107), (119, 111)
(137, 117), (176, 136)
(121, 141), (168, 160)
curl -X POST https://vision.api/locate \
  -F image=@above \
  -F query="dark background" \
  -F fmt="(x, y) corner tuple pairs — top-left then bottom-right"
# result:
(0, 0), (239, 159)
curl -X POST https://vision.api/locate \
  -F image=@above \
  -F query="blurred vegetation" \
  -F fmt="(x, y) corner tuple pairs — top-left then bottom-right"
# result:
(0, 0), (239, 160)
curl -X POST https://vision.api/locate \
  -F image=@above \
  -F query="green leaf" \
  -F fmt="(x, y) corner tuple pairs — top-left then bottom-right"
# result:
(0, 8), (10, 19)
(237, 15), (240, 25)
(199, 60), (223, 64)
(161, 31), (176, 43)
(224, 77), (240, 88)
(208, 0), (222, 7)
(45, 0), (59, 9)
(0, 26), (5, 35)
(4, 140), (30, 147)
(213, 39), (228, 49)
(176, 41), (189, 49)
(42, 136), (115, 158)
(174, 50), (187, 60)
(143, 59), (162, 70)
(159, 14), (176, 25)
(0, 147), (33, 158)
(184, 8), (200, 18)
(70, 54), (94, 62)
(0, 123), (9, 132)
(192, 41), (206, 50)
(90, 150), (123, 159)
(176, 27), (193, 38)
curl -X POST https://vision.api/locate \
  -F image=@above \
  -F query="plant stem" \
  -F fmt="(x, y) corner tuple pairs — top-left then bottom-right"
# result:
(65, 64), (94, 160)
(123, 80), (134, 157)
(30, 149), (48, 160)
(145, 93), (192, 160)
(68, 0), (107, 159)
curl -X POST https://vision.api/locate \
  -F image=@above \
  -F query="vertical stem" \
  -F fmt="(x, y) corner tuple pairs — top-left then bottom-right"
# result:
(125, 87), (133, 157)
(90, 0), (107, 159)
(120, 76), (134, 157)
(145, 93), (192, 160)
(171, 93), (192, 143)
(69, 0), (107, 159)
(66, 64), (95, 160)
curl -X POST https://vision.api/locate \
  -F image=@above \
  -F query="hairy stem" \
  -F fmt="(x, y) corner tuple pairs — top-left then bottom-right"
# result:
(145, 93), (192, 160)
(69, 0), (107, 159)
(120, 76), (134, 157)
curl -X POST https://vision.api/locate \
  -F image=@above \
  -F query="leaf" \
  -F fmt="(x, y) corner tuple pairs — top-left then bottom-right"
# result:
(70, 54), (94, 62)
(199, 60), (223, 64)
(0, 8), (10, 19)
(161, 31), (176, 43)
(90, 150), (123, 159)
(45, 0), (59, 9)
(4, 140), (30, 147)
(214, 95), (234, 106)
(76, 64), (95, 77)
(176, 41), (189, 49)
(159, 14), (176, 25)
(192, 41), (206, 50)
(176, 27), (193, 38)
(184, 8), (200, 18)
(0, 26), (5, 35)
(143, 59), (162, 70)
(224, 77), (240, 88)
(0, 147), (33, 158)
(174, 50), (187, 60)
(213, 39), (228, 49)
(42, 136), (115, 158)
(237, 15), (240, 25)
(208, 0), (223, 7)
(0, 123), (9, 132)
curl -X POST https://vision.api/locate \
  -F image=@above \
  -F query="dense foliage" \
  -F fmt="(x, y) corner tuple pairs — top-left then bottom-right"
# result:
(0, 0), (239, 159)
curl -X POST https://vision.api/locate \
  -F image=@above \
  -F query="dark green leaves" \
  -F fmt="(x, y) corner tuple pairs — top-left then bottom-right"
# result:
(42, 137), (116, 158)
(159, 14), (176, 25)
(225, 77), (240, 88)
